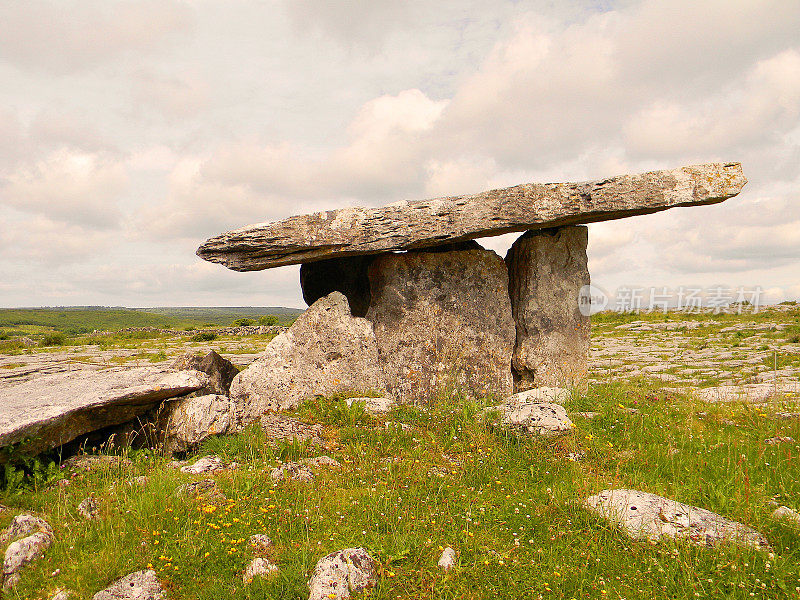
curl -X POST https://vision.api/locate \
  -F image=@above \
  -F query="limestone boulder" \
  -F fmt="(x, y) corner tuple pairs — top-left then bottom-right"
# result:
(491, 402), (574, 436)
(585, 489), (770, 549)
(308, 547), (378, 600)
(506, 226), (589, 389)
(162, 394), (232, 453)
(229, 292), (389, 426)
(365, 247), (515, 403)
(93, 570), (165, 600)
(171, 350), (239, 395)
(0, 367), (208, 458)
(1, 515), (54, 589)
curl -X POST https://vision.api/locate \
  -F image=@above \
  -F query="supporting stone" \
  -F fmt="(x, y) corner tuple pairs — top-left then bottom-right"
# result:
(365, 246), (515, 404)
(300, 255), (374, 317)
(505, 226), (589, 390)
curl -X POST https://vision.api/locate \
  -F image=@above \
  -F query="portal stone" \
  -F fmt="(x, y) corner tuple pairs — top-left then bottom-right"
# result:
(505, 226), (589, 390)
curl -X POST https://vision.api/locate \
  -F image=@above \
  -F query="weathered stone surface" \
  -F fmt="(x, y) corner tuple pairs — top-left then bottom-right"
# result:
(93, 569), (165, 600)
(506, 226), (589, 389)
(308, 547), (378, 600)
(344, 396), (396, 415)
(244, 557), (278, 583)
(162, 394), (232, 453)
(491, 402), (574, 436)
(366, 247), (515, 403)
(772, 506), (800, 525)
(438, 546), (456, 571)
(261, 414), (326, 446)
(171, 350), (239, 395)
(300, 255), (374, 317)
(0, 367), (208, 457)
(1, 515), (54, 588)
(249, 534), (273, 553)
(179, 455), (235, 474)
(507, 387), (571, 404)
(78, 496), (99, 520)
(197, 163), (746, 270)
(229, 292), (389, 425)
(270, 455), (341, 482)
(585, 489), (770, 549)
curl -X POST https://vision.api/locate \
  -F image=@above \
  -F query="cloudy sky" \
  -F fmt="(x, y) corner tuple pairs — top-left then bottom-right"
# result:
(1, 0), (799, 309)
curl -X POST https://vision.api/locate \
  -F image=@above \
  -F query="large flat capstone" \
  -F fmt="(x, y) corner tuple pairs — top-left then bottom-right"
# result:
(197, 163), (746, 270)
(0, 367), (207, 457)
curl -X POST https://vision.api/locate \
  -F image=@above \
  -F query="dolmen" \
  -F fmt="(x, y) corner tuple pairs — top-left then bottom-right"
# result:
(197, 163), (746, 425)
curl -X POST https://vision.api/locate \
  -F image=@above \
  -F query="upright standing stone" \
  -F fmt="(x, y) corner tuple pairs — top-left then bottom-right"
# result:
(366, 246), (515, 404)
(228, 292), (389, 425)
(506, 226), (589, 390)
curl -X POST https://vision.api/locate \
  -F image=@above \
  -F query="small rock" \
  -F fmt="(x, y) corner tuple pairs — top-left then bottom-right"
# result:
(176, 479), (226, 501)
(308, 547), (378, 600)
(506, 387), (570, 404)
(180, 455), (235, 474)
(585, 489), (769, 549)
(62, 455), (132, 474)
(575, 412), (600, 419)
(491, 402), (574, 436)
(50, 590), (72, 600)
(249, 534), (273, 553)
(261, 414), (325, 446)
(243, 557), (279, 583)
(772, 506), (800, 525)
(270, 463), (314, 483)
(437, 546), (456, 571)
(78, 496), (99, 520)
(765, 436), (795, 445)
(302, 456), (341, 469)
(344, 396), (396, 415)
(3, 518), (54, 588)
(93, 569), (165, 600)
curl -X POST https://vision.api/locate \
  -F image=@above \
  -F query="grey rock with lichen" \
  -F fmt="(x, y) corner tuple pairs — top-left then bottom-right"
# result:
(308, 547), (378, 600)
(230, 292), (389, 424)
(92, 569), (165, 600)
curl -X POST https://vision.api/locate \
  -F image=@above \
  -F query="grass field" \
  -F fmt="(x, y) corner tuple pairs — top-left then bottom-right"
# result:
(1, 306), (799, 598)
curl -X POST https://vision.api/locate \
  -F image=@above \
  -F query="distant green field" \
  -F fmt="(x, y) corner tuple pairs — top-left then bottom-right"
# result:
(0, 306), (303, 336)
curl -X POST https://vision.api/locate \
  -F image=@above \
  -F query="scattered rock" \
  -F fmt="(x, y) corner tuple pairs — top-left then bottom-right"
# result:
(2, 515), (54, 588)
(772, 506), (800, 525)
(171, 350), (239, 395)
(243, 557), (279, 583)
(344, 396), (396, 415)
(437, 546), (456, 571)
(93, 569), (165, 600)
(302, 456), (342, 469)
(249, 534), (273, 553)
(505, 387), (571, 404)
(585, 489), (769, 549)
(230, 292), (389, 424)
(506, 226), (589, 389)
(61, 454), (132, 474)
(180, 455), (235, 475)
(366, 247), (515, 404)
(308, 547), (378, 600)
(175, 479), (226, 502)
(261, 414), (325, 446)
(765, 436), (794, 445)
(270, 463), (314, 483)
(78, 495), (99, 519)
(162, 394), (232, 453)
(0, 367), (208, 457)
(490, 402), (574, 436)
(50, 590), (73, 600)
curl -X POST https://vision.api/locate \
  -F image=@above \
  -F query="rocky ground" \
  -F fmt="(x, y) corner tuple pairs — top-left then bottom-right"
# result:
(0, 305), (798, 599)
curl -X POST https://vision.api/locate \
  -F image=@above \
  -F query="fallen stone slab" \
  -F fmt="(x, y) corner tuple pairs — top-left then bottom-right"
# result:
(93, 569), (165, 600)
(308, 547), (378, 600)
(0, 367), (208, 457)
(230, 292), (389, 425)
(585, 489), (769, 549)
(197, 163), (746, 270)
